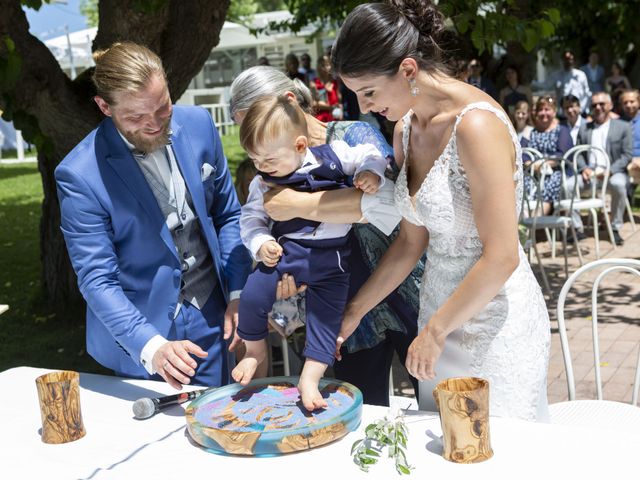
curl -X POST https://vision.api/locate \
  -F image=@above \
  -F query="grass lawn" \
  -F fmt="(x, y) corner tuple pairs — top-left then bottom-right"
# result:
(0, 128), (246, 374)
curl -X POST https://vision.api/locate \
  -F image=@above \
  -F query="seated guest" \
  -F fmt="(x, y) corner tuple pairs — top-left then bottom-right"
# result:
(521, 96), (574, 214)
(620, 89), (640, 184)
(561, 94), (585, 145)
(510, 100), (533, 142)
(569, 92), (633, 245)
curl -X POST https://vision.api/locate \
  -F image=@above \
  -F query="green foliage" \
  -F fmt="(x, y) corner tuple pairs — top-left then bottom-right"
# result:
(440, 1), (560, 53)
(79, 0), (99, 27)
(351, 411), (413, 475)
(228, 0), (259, 24)
(540, 0), (640, 61)
(261, 1), (560, 53)
(256, 0), (286, 12)
(21, 0), (45, 10)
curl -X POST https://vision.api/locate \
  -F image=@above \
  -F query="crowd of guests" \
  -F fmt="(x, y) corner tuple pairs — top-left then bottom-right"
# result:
(507, 87), (638, 246)
(450, 50), (639, 247)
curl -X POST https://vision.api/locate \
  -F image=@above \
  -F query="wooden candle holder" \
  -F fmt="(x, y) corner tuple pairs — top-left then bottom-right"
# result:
(35, 371), (86, 444)
(433, 377), (493, 463)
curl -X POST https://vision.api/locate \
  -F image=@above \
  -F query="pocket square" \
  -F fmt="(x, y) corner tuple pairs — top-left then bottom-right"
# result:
(201, 163), (216, 181)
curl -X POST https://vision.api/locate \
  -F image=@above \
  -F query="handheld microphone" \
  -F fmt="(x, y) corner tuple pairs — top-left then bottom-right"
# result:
(132, 388), (209, 420)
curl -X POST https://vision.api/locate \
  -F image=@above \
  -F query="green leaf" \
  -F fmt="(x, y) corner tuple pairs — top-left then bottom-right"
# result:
(455, 12), (472, 34)
(546, 8), (561, 25)
(523, 26), (539, 52)
(351, 439), (362, 454)
(364, 448), (380, 457)
(21, 0), (44, 10)
(397, 464), (412, 475)
(471, 21), (486, 53)
(538, 19), (555, 38)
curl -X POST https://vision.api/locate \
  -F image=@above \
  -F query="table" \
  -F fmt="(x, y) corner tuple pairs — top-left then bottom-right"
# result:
(1, 367), (638, 479)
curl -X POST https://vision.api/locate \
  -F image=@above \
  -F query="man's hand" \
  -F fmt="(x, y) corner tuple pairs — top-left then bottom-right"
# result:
(224, 298), (242, 352)
(581, 167), (594, 182)
(258, 240), (283, 267)
(152, 340), (208, 390)
(276, 273), (307, 300)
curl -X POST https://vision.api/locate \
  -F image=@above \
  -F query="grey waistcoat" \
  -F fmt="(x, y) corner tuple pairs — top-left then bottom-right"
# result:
(135, 143), (217, 311)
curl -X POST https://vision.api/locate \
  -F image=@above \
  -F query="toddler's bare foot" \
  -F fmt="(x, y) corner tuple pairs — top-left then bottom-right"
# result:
(231, 357), (258, 386)
(298, 378), (327, 411)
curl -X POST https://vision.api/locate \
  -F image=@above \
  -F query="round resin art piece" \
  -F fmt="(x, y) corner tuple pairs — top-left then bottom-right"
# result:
(185, 376), (362, 456)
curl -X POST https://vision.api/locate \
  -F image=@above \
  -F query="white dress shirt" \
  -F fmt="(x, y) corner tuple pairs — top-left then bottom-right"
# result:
(241, 140), (388, 261)
(590, 119), (610, 169)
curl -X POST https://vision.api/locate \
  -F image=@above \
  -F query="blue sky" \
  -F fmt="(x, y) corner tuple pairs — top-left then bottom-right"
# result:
(24, 0), (88, 40)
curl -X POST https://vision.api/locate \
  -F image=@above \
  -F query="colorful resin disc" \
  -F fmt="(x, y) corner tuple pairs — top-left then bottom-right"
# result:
(185, 376), (363, 456)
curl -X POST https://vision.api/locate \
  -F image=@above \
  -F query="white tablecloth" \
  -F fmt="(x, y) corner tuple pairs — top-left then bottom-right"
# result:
(1, 366), (637, 479)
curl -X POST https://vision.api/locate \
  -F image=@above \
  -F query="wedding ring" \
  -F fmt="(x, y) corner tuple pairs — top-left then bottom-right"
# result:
(163, 361), (169, 369)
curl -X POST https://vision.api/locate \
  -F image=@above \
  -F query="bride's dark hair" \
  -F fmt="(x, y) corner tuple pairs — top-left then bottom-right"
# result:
(331, 0), (450, 77)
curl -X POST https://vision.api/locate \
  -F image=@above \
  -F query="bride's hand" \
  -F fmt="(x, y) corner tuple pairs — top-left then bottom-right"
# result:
(263, 186), (304, 221)
(405, 325), (446, 381)
(334, 304), (363, 361)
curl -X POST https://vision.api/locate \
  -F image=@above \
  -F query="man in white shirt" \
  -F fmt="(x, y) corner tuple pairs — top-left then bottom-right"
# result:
(569, 92), (633, 245)
(561, 94), (584, 145)
(550, 51), (592, 114)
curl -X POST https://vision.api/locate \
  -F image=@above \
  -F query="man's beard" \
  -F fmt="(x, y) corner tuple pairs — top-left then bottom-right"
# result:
(121, 114), (172, 153)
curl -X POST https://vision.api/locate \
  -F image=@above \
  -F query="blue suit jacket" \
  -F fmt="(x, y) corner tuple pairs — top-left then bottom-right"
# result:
(55, 106), (252, 374)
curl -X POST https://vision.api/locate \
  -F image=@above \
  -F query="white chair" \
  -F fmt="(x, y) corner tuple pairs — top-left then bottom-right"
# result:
(550, 258), (640, 432)
(556, 145), (617, 258)
(519, 147), (583, 289)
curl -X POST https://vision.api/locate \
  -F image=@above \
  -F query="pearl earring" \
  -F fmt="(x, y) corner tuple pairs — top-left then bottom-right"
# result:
(409, 78), (420, 96)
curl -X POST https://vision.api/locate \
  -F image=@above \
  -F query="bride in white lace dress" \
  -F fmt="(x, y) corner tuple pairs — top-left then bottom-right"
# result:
(332, 0), (550, 421)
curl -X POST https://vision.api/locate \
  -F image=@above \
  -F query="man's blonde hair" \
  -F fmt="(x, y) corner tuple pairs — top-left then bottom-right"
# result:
(239, 95), (308, 157)
(92, 42), (166, 105)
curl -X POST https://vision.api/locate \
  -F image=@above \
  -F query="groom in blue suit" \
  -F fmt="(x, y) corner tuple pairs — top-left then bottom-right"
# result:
(56, 42), (252, 389)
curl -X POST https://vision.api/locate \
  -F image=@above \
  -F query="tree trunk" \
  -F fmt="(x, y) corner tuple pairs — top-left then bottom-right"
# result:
(1, 0), (231, 311)
(39, 151), (85, 307)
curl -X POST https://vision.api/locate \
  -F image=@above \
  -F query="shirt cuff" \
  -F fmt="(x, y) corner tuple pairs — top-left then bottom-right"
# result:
(360, 180), (401, 235)
(229, 290), (242, 301)
(140, 335), (169, 375)
(249, 234), (277, 261)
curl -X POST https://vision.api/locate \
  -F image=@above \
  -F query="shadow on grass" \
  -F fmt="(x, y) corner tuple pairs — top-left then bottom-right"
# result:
(0, 165), (39, 182)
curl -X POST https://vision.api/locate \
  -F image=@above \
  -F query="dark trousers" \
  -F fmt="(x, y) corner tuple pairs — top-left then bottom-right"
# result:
(238, 238), (350, 366)
(334, 329), (419, 407)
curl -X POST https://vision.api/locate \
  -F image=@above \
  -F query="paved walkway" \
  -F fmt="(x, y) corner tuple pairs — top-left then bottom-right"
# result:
(392, 214), (640, 406)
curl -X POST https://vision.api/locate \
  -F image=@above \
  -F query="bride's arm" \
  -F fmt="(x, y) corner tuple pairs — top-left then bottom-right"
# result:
(336, 218), (428, 357)
(407, 109), (521, 381)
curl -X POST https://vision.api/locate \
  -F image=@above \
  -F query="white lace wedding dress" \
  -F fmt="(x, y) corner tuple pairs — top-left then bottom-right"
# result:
(396, 102), (550, 421)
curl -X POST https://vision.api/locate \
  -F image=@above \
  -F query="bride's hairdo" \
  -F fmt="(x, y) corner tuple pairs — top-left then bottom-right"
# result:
(331, 0), (450, 77)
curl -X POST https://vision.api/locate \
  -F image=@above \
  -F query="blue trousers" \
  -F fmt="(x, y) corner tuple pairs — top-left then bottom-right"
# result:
(114, 287), (230, 387)
(238, 238), (350, 366)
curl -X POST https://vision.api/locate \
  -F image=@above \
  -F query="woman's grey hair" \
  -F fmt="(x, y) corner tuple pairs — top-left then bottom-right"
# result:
(229, 66), (313, 116)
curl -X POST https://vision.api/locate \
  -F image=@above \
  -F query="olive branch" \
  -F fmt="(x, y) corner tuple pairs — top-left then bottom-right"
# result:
(350, 410), (413, 475)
